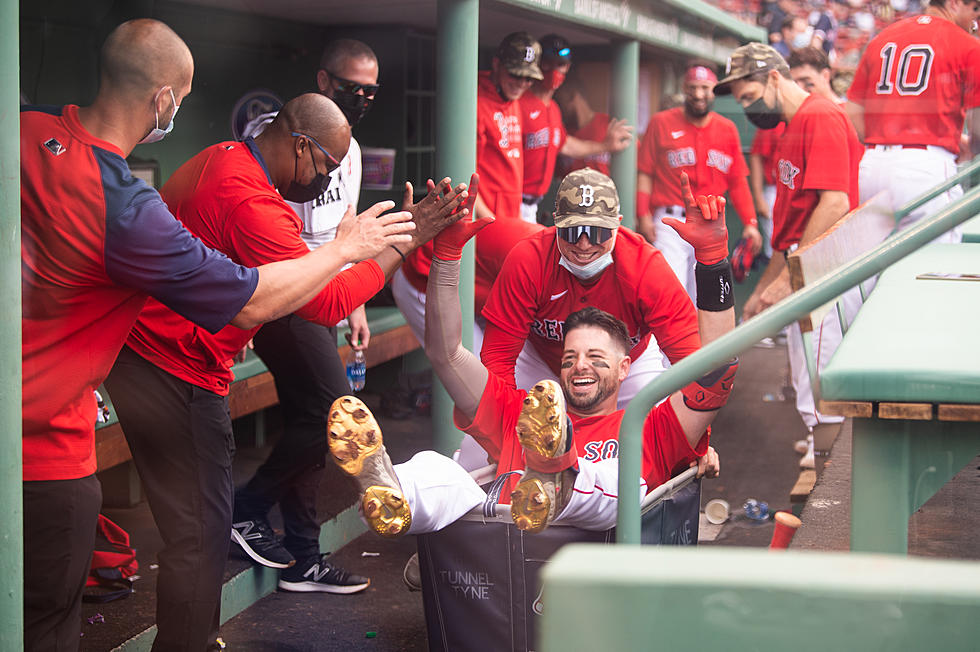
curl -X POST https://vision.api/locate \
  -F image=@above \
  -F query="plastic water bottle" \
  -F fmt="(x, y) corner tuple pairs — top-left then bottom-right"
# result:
(346, 349), (366, 392)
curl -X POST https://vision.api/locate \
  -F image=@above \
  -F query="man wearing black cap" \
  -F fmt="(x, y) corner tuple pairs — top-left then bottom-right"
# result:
(715, 42), (863, 466)
(518, 34), (633, 223)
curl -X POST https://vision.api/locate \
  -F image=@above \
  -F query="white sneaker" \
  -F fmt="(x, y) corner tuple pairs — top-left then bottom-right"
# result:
(799, 436), (815, 469)
(793, 433), (813, 455)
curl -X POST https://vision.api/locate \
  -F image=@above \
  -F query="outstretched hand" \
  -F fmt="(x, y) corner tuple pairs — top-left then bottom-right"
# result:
(402, 176), (470, 249)
(662, 172), (729, 265)
(432, 175), (493, 261)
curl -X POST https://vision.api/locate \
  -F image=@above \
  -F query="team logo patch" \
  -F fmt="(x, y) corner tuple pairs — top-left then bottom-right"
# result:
(43, 138), (66, 156)
(578, 184), (595, 207)
(525, 46), (535, 63)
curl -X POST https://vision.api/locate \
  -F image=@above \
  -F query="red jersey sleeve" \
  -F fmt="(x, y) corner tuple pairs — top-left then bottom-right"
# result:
(453, 371), (526, 463)
(480, 236), (544, 339)
(480, 322), (526, 388)
(636, 118), (658, 176)
(641, 399), (709, 489)
(799, 106), (853, 194)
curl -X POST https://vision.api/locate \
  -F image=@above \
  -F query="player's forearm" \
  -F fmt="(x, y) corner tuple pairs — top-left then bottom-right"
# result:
(231, 239), (351, 329)
(748, 155), (767, 205)
(294, 261), (384, 326)
(844, 101), (865, 142)
(966, 108), (980, 161)
(561, 135), (605, 158)
(425, 257), (489, 421)
(728, 178), (758, 227)
(799, 190), (850, 247)
(636, 172), (653, 217)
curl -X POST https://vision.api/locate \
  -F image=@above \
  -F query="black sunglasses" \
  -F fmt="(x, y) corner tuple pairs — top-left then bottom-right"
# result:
(557, 225), (614, 245)
(327, 71), (380, 97)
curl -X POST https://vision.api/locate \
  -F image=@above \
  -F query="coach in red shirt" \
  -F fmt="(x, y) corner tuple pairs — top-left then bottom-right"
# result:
(716, 42), (863, 459)
(103, 93), (465, 650)
(846, 0), (980, 242)
(637, 62), (762, 301)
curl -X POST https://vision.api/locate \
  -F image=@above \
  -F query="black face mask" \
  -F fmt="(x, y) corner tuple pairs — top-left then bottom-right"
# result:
(332, 88), (373, 126)
(744, 82), (783, 130)
(283, 145), (330, 203)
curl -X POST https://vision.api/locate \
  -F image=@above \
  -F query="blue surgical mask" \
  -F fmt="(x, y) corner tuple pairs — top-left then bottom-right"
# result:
(138, 88), (180, 145)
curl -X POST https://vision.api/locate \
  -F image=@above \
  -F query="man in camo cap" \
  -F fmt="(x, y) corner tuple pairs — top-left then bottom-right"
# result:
(480, 167), (702, 411)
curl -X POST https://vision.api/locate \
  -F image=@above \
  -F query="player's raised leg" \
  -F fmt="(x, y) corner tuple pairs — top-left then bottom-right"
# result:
(328, 396), (411, 538)
(510, 379), (577, 533)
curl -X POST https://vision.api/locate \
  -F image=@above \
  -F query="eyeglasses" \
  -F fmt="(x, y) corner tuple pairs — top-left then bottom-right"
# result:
(291, 132), (341, 174)
(326, 71), (380, 97)
(557, 225), (614, 245)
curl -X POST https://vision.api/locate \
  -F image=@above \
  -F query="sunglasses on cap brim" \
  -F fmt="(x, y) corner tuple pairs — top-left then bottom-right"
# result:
(557, 225), (614, 245)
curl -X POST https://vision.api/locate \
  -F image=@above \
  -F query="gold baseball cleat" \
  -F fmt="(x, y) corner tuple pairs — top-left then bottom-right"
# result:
(328, 396), (411, 538)
(511, 380), (572, 534)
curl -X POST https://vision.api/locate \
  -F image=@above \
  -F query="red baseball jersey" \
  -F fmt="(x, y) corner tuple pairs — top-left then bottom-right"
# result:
(848, 14), (980, 154)
(637, 108), (750, 210)
(558, 112), (612, 177)
(520, 93), (567, 198)
(771, 95), (863, 252)
(21, 105), (258, 481)
(126, 138), (385, 396)
(477, 70), (524, 219)
(481, 227), (700, 386)
(750, 121), (786, 186)
(455, 371), (708, 501)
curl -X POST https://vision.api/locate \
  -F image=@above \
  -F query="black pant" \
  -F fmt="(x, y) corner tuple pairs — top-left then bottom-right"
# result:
(105, 346), (234, 652)
(236, 314), (350, 560)
(24, 474), (101, 651)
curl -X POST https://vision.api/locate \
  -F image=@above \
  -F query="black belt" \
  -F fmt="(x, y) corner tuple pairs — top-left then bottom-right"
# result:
(522, 194), (542, 205)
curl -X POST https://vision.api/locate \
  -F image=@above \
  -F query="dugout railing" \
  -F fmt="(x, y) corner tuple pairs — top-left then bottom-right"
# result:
(615, 155), (980, 543)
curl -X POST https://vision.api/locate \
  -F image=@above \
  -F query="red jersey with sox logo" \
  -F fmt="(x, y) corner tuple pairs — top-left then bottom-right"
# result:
(476, 70), (524, 219)
(637, 107), (749, 208)
(847, 14), (980, 154)
(455, 371), (708, 501)
(481, 227), (699, 387)
(520, 93), (567, 198)
(770, 95), (862, 252)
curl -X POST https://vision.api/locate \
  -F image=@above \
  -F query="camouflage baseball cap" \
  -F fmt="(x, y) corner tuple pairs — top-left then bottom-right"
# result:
(553, 168), (620, 229)
(496, 32), (544, 81)
(714, 42), (790, 96)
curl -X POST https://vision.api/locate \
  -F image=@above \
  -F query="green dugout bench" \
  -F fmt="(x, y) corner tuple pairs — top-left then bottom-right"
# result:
(94, 307), (418, 476)
(819, 243), (980, 554)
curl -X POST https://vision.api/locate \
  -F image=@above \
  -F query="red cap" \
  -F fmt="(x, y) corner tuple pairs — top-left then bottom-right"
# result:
(684, 65), (718, 83)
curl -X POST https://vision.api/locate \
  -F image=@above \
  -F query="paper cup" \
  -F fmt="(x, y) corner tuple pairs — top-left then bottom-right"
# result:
(769, 511), (802, 549)
(704, 498), (730, 525)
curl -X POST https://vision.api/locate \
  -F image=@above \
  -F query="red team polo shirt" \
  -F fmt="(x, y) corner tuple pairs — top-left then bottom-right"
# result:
(126, 138), (385, 396)
(848, 14), (980, 154)
(558, 112), (612, 177)
(750, 121), (786, 186)
(21, 105), (258, 481)
(481, 228), (700, 387)
(770, 95), (863, 252)
(455, 371), (708, 501)
(520, 93), (567, 198)
(637, 107), (755, 223)
(402, 70), (542, 311)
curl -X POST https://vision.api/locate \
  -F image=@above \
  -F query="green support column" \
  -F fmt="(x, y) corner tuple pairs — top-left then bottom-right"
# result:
(609, 40), (639, 230)
(0, 0), (22, 646)
(433, 0), (478, 454)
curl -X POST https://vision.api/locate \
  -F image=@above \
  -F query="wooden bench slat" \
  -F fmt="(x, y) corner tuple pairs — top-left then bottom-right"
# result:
(818, 400), (872, 418)
(790, 470), (817, 503)
(878, 403), (933, 420)
(938, 404), (980, 422)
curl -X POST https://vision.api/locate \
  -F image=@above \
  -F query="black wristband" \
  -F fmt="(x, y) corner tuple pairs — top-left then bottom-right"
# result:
(390, 245), (407, 263)
(695, 258), (734, 312)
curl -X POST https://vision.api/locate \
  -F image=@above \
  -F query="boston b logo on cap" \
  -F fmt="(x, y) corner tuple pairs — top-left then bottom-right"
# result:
(496, 32), (544, 80)
(554, 168), (620, 229)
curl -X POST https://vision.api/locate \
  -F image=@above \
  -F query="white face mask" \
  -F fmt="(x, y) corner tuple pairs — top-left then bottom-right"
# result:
(138, 88), (180, 145)
(558, 250), (614, 279)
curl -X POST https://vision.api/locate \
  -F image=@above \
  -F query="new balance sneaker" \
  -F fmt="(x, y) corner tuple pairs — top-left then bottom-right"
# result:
(510, 380), (576, 534)
(278, 554), (370, 594)
(402, 552), (422, 592)
(328, 396), (411, 538)
(231, 517), (295, 569)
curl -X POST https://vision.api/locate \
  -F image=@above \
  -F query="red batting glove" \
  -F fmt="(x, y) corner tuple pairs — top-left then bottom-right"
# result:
(432, 213), (494, 261)
(662, 172), (729, 265)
